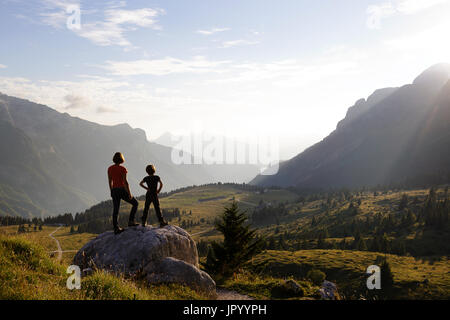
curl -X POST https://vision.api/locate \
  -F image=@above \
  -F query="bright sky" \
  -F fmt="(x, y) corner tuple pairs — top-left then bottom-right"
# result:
(0, 0), (450, 159)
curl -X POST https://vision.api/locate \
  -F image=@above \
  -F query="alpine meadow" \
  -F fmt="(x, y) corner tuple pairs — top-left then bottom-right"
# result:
(0, 0), (449, 309)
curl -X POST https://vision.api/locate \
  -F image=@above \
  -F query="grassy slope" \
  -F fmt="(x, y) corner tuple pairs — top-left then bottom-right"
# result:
(0, 234), (209, 300)
(247, 250), (449, 299)
(221, 271), (318, 300)
(2, 185), (448, 300)
(254, 188), (448, 248)
(132, 184), (298, 242)
(0, 183), (44, 218)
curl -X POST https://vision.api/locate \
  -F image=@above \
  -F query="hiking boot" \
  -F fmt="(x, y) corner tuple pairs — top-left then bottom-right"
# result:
(114, 227), (125, 235)
(159, 220), (168, 228)
(128, 222), (140, 227)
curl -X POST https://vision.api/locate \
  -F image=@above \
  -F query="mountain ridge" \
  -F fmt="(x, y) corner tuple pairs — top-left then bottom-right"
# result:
(251, 64), (450, 189)
(0, 93), (216, 217)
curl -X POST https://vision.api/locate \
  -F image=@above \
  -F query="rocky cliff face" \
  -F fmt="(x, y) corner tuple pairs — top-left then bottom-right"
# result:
(73, 225), (216, 297)
(251, 64), (450, 189)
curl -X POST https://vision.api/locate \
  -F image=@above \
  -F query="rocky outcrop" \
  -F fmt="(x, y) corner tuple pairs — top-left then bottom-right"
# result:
(319, 280), (340, 300)
(73, 225), (216, 297)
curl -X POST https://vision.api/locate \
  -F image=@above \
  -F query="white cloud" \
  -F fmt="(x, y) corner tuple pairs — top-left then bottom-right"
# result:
(103, 8), (162, 27)
(383, 20), (450, 69)
(0, 76), (131, 116)
(366, 3), (396, 30)
(397, 0), (449, 14)
(39, 0), (80, 28)
(0, 74), (237, 143)
(102, 56), (231, 76)
(366, 0), (449, 29)
(64, 94), (90, 109)
(75, 7), (164, 47)
(196, 27), (230, 35)
(40, 10), (69, 28)
(0, 64), (6, 69)
(220, 39), (259, 48)
(39, 1), (164, 47)
(96, 106), (118, 113)
(206, 58), (359, 87)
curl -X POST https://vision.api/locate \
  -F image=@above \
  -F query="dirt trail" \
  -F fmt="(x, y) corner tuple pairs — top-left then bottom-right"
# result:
(235, 199), (258, 207)
(191, 228), (215, 236)
(48, 226), (63, 261)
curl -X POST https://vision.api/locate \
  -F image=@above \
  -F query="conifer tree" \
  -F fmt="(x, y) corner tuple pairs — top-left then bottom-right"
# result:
(202, 201), (263, 279)
(398, 194), (408, 211)
(381, 258), (395, 292)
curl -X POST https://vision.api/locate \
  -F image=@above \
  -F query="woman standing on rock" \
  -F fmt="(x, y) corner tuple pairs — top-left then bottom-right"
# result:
(108, 152), (139, 234)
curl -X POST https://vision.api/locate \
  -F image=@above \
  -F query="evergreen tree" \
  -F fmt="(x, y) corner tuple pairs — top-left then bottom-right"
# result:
(202, 202), (264, 279)
(311, 216), (317, 227)
(317, 235), (325, 249)
(205, 245), (217, 272)
(353, 230), (362, 249)
(356, 238), (367, 251)
(381, 258), (395, 293)
(268, 237), (276, 249)
(398, 194), (408, 211)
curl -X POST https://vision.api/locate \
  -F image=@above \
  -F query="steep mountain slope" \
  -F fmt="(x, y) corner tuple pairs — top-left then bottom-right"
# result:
(0, 119), (88, 217)
(0, 94), (218, 217)
(251, 64), (450, 188)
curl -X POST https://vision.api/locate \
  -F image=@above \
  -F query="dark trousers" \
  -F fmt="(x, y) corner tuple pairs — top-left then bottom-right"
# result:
(111, 187), (138, 228)
(143, 192), (164, 224)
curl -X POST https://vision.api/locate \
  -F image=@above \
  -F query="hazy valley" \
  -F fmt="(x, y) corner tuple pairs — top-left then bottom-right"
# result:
(0, 64), (449, 300)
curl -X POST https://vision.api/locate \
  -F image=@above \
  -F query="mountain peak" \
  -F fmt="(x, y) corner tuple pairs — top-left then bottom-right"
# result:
(413, 63), (450, 86)
(253, 63), (450, 189)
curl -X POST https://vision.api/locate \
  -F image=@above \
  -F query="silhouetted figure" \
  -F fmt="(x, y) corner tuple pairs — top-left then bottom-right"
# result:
(139, 164), (168, 228)
(107, 152), (139, 234)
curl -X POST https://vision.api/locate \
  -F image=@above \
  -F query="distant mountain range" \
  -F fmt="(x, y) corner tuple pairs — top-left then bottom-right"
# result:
(153, 131), (262, 183)
(2, 63), (449, 218)
(0, 94), (256, 218)
(251, 64), (450, 189)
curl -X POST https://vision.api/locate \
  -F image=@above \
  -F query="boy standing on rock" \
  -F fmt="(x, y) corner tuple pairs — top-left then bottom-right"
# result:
(139, 164), (168, 228)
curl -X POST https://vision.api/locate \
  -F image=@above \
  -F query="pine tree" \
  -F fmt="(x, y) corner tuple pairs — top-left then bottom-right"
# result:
(398, 194), (408, 211)
(353, 230), (362, 249)
(205, 245), (217, 273)
(381, 258), (395, 292)
(356, 238), (367, 251)
(268, 236), (276, 249)
(317, 235), (325, 249)
(202, 201), (264, 279)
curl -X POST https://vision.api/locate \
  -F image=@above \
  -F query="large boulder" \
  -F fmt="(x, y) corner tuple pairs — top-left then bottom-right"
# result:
(73, 225), (216, 297)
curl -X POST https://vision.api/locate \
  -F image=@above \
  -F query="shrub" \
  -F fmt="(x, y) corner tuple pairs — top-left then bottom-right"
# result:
(271, 279), (305, 298)
(307, 269), (326, 286)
